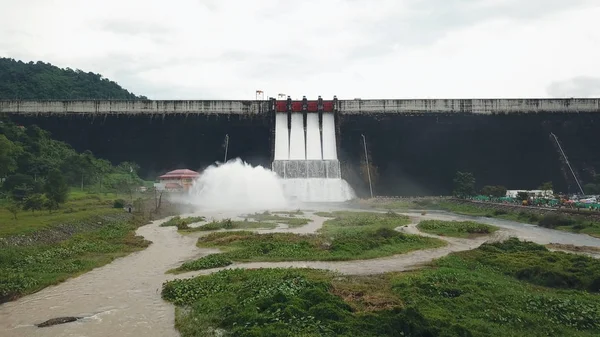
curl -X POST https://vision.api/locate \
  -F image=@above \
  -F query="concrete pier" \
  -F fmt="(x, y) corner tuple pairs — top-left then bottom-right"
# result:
(1, 98), (599, 116)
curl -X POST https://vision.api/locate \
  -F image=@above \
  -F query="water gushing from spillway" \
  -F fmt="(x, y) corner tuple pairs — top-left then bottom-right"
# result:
(185, 158), (289, 211)
(271, 111), (356, 202)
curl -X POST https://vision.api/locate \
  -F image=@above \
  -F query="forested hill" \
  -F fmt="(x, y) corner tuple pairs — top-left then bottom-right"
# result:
(0, 57), (147, 100)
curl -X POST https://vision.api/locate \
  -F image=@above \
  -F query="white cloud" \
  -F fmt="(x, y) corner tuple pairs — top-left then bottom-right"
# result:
(0, 0), (598, 99)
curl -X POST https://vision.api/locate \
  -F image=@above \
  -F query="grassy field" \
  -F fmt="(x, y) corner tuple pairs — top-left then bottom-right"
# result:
(416, 220), (499, 238)
(172, 211), (445, 273)
(0, 191), (123, 237)
(162, 239), (600, 337)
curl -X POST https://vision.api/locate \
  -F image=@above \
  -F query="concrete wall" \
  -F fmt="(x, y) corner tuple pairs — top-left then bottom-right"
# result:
(339, 98), (600, 114)
(0, 100), (270, 115)
(1, 98), (599, 115)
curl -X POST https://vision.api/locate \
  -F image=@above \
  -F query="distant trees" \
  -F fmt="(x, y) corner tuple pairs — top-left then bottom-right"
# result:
(481, 185), (507, 198)
(453, 171), (476, 198)
(539, 181), (553, 191)
(0, 120), (145, 213)
(44, 169), (69, 209)
(0, 57), (147, 100)
(0, 134), (20, 178)
(516, 191), (530, 201)
(584, 175), (600, 195)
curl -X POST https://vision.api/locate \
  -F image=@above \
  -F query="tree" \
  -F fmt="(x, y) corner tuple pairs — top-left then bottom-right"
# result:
(539, 181), (553, 191)
(6, 202), (20, 220)
(0, 134), (20, 177)
(44, 169), (69, 207)
(1, 173), (41, 201)
(22, 193), (46, 213)
(453, 171), (476, 198)
(584, 183), (599, 195)
(517, 191), (530, 201)
(481, 185), (507, 198)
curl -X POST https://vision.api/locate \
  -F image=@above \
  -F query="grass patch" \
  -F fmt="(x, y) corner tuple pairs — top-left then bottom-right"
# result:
(172, 211), (445, 272)
(174, 254), (232, 273)
(0, 192), (123, 237)
(272, 210), (304, 216)
(417, 220), (498, 238)
(315, 211), (336, 217)
(246, 211), (311, 228)
(163, 240), (600, 336)
(160, 216), (205, 230)
(184, 218), (278, 231)
(0, 214), (151, 303)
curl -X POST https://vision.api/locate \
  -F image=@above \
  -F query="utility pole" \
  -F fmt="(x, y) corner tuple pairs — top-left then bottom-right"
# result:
(361, 134), (373, 199)
(550, 133), (585, 195)
(224, 134), (229, 163)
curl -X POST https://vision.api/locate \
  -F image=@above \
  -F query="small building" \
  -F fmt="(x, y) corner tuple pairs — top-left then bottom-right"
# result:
(506, 190), (554, 199)
(158, 169), (200, 192)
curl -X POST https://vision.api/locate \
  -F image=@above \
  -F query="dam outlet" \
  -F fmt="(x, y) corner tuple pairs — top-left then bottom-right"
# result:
(272, 98), (355, 202)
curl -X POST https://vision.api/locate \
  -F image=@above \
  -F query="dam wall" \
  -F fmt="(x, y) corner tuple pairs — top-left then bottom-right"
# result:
(7, 112), (600, 197)
(2, 98), (600, 115)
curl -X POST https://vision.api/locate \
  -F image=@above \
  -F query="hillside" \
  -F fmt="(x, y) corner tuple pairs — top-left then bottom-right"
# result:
(0, 57), (147, 100)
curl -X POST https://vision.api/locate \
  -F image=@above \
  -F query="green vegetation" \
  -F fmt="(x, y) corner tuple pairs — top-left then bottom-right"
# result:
(417, 220), (498, 238)
(163, 239), (600, 336)
(453, 171), (476, 198)
(1, 120), (147, 219)
(583, 175), (600, 195)
(246, 211), (311, 228)
(273, 210), (304, 216)
(174, 254), (233, 273)
(160, 216), (206, 230)
(366, 198), (600, 238)
(0, 57), (147, 99)
(189, 219), (278, 231)
(480, 185), (507, 197)
(0, 192), (122, 237)
(172, 211), (444, 273)
(0, 213), (151, 303)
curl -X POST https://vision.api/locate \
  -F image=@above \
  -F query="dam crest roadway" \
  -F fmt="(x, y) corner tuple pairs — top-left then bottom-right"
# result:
(1, 97), (600, 116)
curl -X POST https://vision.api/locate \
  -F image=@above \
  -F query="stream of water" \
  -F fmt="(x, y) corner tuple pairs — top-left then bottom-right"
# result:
(3, 208), (600, 336)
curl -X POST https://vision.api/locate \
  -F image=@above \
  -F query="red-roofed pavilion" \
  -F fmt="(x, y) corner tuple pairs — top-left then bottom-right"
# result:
(158, 169), (200, 191)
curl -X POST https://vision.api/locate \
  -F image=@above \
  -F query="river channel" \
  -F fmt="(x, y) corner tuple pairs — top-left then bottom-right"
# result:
(2, 208), (600, 336)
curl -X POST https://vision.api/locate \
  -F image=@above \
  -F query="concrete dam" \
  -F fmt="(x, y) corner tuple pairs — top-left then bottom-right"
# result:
(3, 97), (600, 197)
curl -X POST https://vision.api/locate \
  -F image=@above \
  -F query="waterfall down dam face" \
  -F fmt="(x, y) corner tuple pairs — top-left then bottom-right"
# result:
(8, 109), (600, 197)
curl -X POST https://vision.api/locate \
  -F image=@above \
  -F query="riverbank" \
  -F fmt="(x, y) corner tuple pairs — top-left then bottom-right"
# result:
(0, 192), (179, 304)
(363, 197), (600, 238)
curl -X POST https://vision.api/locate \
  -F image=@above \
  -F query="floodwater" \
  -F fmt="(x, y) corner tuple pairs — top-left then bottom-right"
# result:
(2, 208), (600, 337)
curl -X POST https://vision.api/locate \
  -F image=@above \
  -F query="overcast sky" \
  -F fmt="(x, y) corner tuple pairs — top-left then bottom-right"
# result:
(1, 0), (599, 100)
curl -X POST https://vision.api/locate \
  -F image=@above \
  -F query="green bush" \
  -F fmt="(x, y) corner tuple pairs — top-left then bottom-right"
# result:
(417, 220), (497, 238)
(177, 254), (232, 272)
(538, 213), (575, 229)
(113, 199), (126, 209)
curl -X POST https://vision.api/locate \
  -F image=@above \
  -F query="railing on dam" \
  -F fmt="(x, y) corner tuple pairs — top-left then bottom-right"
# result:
(1, 98), (599, 115)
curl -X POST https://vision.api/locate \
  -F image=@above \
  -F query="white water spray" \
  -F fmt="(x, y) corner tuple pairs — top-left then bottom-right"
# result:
(186, 158), (289, 211)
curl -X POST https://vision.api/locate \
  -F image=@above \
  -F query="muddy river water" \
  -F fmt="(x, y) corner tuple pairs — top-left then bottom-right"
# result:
(2, 208), (600, 337)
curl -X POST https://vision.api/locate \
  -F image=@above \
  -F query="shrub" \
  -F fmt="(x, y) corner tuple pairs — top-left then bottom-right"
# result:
(538, 213), (575, 229)
(113, 199), (126, 209)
